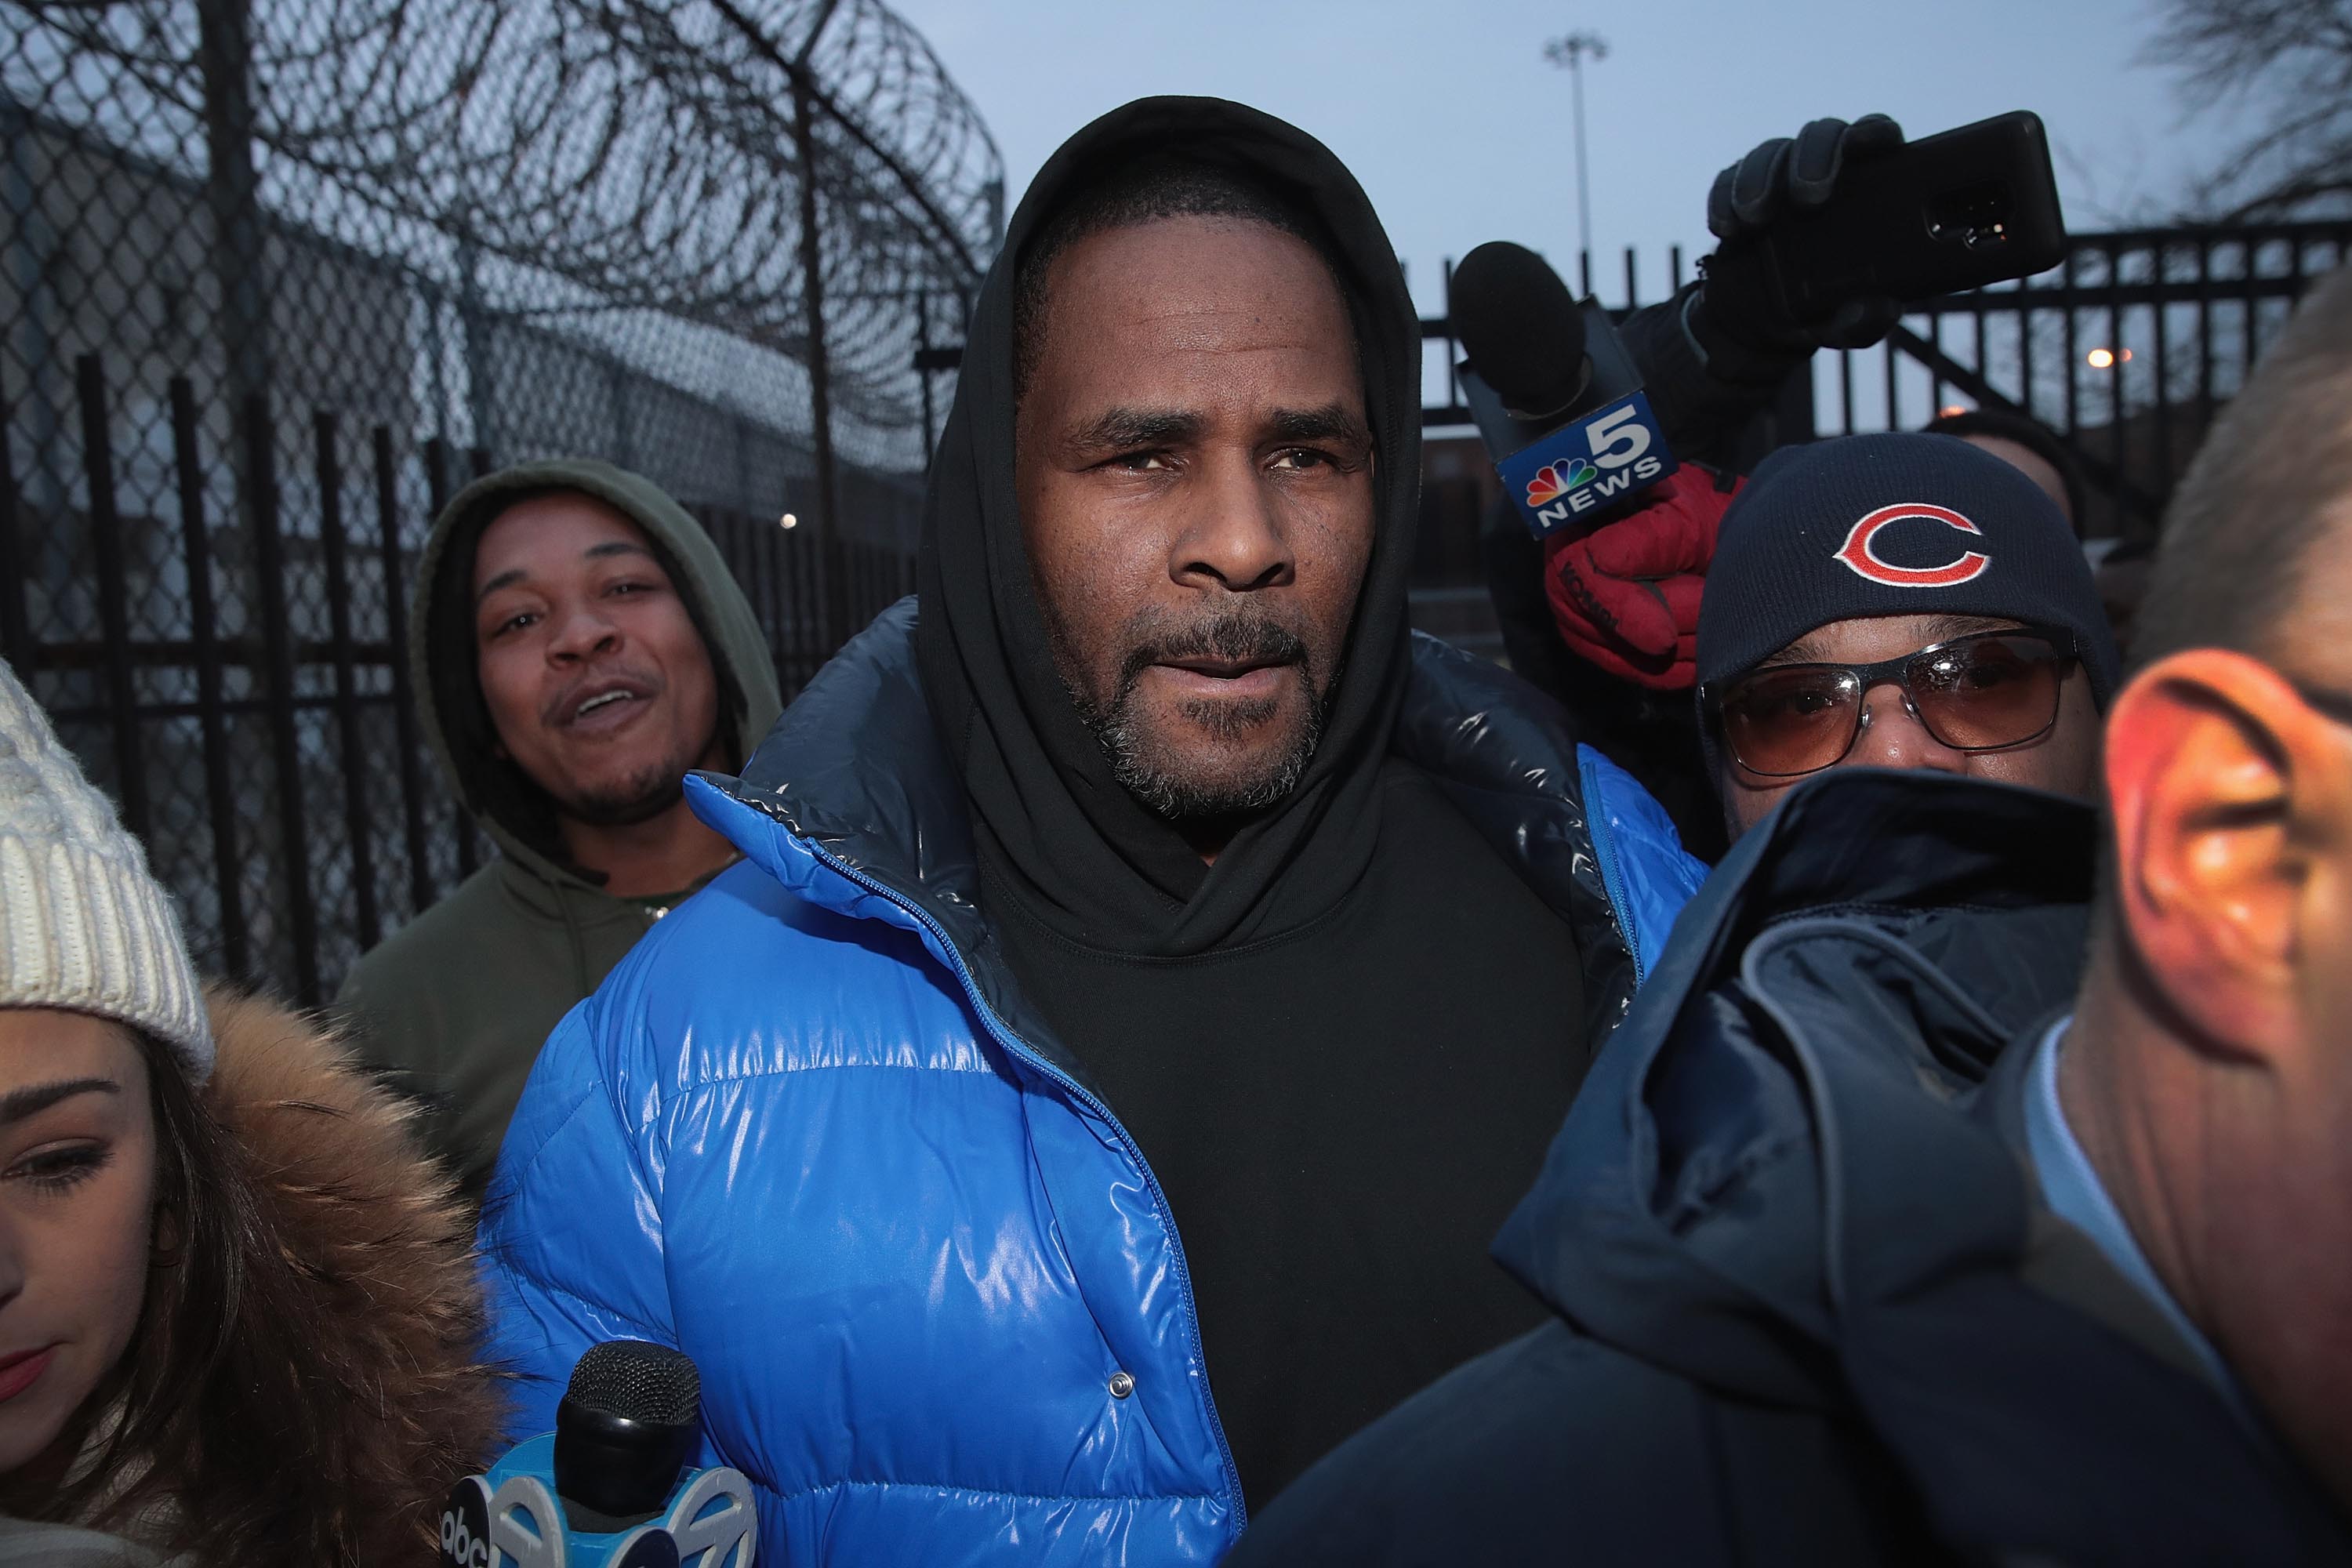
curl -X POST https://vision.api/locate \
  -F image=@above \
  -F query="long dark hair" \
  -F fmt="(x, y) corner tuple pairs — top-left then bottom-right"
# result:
(6, 1029), (371, 1561)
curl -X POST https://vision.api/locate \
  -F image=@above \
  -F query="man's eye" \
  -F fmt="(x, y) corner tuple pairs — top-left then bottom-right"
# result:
(489, 611), (537, 637)
(1271, 448), (1331, 471)
(1112, 452), (1173, 472)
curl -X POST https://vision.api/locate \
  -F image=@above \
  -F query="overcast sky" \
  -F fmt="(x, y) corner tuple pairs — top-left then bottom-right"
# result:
(894, 0), (2241, 319)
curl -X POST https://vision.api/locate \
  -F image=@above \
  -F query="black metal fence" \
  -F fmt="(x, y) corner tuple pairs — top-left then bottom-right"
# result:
(1849, 220), (2352, 540)
(2, 0), (992, 1003)
(1418, 219), (2352, 542)
(5, 354), (913, 1005)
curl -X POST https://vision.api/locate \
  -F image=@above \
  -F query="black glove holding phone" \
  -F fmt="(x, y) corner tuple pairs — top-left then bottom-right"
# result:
(1686, 111), (2065, 380)
(1701, 114), (1908, 359)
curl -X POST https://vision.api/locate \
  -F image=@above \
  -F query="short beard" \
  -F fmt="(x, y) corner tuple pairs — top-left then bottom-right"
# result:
(1057, 606), (1328, 821)
(559, 764), (691, 828)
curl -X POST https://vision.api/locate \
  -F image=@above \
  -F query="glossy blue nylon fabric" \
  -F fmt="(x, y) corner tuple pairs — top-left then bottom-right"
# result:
(475, 611), (1709, 1567)
(477, 827), (1240, 1565)
(1577, 744), (1711, 985)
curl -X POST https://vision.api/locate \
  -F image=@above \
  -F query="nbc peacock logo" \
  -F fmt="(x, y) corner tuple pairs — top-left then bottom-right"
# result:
(1525, 460), (1599, 506)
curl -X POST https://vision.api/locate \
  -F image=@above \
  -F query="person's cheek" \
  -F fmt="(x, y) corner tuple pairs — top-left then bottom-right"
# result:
(1734, 778), (1787, 837)
(1301, 498), (1374, 667)
(9, 1160), (156, 1465)
(477, 643), (537, 743)
(91, 1146), (157, 1364)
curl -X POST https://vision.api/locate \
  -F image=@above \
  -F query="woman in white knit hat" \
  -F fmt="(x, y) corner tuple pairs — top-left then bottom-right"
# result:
(0, 661), (505, 1566)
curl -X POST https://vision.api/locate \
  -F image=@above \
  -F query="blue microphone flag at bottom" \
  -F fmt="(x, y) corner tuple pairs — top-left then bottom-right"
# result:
(437, 1432), (755, 1568)
(1475, 382), (1679, 540)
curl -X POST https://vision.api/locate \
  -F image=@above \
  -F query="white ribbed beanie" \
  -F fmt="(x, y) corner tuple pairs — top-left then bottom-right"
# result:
(0, 659), (211, 1083)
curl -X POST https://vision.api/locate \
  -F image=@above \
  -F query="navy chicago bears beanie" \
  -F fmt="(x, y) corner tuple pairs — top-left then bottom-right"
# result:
(1697, 431), (2122, 718)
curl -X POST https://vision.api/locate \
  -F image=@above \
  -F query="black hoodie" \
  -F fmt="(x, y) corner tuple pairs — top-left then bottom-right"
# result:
(915, 98), (1610, 1506)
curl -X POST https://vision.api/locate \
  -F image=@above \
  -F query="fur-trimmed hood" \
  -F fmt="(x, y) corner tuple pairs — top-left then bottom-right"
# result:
(50, 990), (508, 1566)
(194, 989), (507, 1560)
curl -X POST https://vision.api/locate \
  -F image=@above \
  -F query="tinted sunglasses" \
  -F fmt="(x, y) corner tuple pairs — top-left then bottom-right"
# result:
(1704, 626), (2080, 779)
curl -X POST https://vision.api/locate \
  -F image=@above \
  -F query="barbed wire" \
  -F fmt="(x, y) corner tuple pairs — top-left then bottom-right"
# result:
(5, 0), (1004, 467)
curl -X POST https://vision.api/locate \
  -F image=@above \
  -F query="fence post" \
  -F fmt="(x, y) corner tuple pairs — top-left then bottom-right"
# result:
(248, 391), (320, 1004)
(791, 78), (844, 643)
(1441, 257), (1459, 413)
(315, 412), (379, 953)
(1882, 316), (1900, 430)
(754, 507), (782, 673)
(456, 233), (496, 456)
(74, 356), (148, 840)
(372, 426), (435, 919)
(2016, 279), (2037, 428)
(916, 289), (937, 466)
(2105, 241), (2129, 535)
(2060, 249), (2081, 467)
(2241, 235), (2262, 392)
(2, 94), (67, 533)
(423, 436), (480, 881)
(2195, 237), (2216, 438)
(170, 376), (249, 980)
(733, 412), (755, 521)
(0, 390), (31, 673)
(194, 0), (270, 421)
(2152, 245), (2174, 510)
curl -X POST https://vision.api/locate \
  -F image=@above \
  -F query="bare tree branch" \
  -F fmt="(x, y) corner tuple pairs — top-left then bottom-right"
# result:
(2145, 0), (2352, 219)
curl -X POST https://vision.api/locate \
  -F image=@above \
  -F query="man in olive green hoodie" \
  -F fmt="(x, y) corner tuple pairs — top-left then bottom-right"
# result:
(337, 458), (782, 1199)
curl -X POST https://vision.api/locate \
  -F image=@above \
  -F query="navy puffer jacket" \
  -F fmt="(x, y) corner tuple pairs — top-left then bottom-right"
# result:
(1232, 770), (2352, 1567)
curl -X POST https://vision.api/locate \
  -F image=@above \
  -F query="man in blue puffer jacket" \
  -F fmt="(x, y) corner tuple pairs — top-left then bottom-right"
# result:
(471, 96), (1848, 1566)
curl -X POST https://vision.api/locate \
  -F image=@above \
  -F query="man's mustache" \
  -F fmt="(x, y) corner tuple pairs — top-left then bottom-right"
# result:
(1115, 612), (1312, 691)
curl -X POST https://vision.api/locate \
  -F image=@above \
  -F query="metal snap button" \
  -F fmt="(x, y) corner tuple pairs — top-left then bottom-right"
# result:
(1108, 1370), (1135, 1399)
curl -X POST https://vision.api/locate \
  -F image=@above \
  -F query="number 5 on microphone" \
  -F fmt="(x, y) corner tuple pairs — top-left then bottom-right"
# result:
(1584, 403), (1653, 470)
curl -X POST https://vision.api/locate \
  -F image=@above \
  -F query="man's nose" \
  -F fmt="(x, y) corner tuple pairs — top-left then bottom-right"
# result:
(1171, 453), (1294, 593)
(1849, 681), (1969, 775)
(546, 601), (622, 662)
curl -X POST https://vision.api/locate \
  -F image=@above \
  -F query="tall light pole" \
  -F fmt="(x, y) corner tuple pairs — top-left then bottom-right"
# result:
(1543, 30), (1609, 280)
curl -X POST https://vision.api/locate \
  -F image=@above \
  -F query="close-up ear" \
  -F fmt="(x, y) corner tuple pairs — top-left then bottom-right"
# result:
(2102, 649), (2352, 1062)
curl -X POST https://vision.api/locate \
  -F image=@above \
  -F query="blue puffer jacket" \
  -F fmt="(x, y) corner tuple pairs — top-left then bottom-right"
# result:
(477, 601), (1707, 1566)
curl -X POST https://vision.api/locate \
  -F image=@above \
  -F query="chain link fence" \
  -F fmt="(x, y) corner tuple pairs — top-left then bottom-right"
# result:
(2, 0), (1002, 1002)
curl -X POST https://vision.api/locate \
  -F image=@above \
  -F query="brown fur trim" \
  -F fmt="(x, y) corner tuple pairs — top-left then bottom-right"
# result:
(195, 987), (510, 1564)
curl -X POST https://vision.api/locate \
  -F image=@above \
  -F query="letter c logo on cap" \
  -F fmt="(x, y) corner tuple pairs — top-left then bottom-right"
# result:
(1834, 503), (1991, 587)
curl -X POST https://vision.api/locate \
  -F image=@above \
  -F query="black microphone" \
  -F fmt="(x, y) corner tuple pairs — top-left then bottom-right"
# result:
(1452, 241), (1593, 420)
(437, 1340), (756, 1567)
(555, 1340), (702, 1533)
(1450, 241), (1679, 539)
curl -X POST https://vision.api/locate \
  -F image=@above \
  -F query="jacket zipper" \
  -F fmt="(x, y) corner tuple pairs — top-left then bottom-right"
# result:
(745, 797), (1249, 1538)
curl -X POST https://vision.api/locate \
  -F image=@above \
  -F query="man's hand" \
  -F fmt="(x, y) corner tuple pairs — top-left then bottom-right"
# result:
(1694, 114), (1907, 361)
(1543, 466), (1741, 691)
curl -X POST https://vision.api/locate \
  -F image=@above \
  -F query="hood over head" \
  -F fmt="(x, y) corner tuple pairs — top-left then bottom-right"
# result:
(412, 457), (783, 888)
(915, 96), (1424, 955)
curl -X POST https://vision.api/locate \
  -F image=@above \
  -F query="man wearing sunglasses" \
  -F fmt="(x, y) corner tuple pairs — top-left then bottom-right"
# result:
(1694, 431), (2120, 840)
